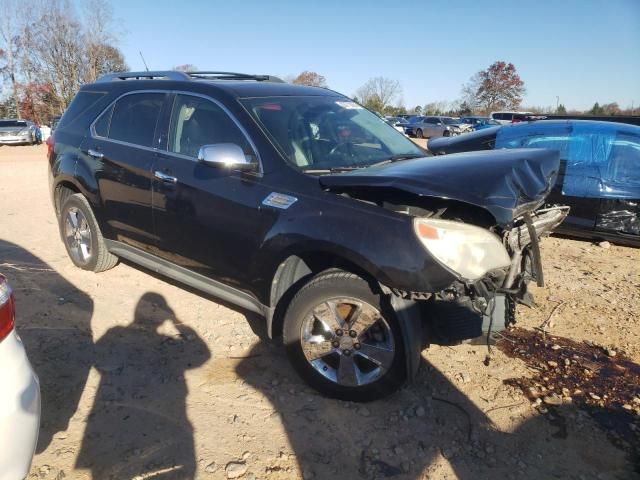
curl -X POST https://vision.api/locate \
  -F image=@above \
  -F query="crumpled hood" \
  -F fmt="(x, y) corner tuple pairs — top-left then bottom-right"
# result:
(319, 148), (560, 226)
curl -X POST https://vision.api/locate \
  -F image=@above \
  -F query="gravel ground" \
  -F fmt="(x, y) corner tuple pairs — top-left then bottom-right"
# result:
(1, 144), (638, 479)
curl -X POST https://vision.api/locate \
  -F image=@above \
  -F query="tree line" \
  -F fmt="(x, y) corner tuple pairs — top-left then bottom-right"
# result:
(290, 62), (636, 117)
(0, 0), (127, 123)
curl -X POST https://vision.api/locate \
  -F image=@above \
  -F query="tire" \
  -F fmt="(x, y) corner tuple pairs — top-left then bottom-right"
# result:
(59, 193), (118, 272)
(415, 128), (424, 139)
(443, 130), (451, 137)
(283, 270), (406, 401)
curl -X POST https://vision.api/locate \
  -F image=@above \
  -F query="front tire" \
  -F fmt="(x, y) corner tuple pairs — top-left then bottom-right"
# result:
(59, 193), (118, 272)
(283, 270), (406, 401)
(415, 128), (424, 139)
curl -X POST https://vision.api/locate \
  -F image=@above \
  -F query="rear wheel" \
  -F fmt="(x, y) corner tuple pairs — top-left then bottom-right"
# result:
(415, 128), (424, 139)
(59, 193), (118, 272)
(283, 270), (405, 401)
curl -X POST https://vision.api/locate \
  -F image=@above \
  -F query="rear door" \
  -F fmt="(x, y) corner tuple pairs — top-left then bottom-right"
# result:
(81, 91), (167, 250)
(151, 93), (275, 292)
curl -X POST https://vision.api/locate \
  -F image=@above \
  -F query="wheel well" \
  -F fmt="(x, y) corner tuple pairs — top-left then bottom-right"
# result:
(268, 253), (378, 339)
(54, 182), (80, 215)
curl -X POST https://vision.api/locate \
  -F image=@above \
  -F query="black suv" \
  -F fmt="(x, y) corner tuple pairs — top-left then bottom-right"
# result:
(48, 70), (568, 400)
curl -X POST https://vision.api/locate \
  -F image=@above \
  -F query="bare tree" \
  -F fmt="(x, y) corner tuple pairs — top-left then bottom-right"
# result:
(460, 71), (482, 113)
(291, 71), (327, 88)
(83, 0), (127, 82)
(0, 0), (27, 117)
(15, 0), (127, 113)
(355, 77), (402, 111)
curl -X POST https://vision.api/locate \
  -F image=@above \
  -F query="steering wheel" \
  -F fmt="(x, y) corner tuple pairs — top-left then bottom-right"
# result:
(328, 141), (355, 160)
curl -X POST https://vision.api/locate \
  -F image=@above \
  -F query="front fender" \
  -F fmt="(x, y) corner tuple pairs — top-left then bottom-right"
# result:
(257, 198), (457, 303)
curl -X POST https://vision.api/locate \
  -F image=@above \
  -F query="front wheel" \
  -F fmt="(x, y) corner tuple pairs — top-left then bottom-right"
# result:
(283, 270), (406, 401)
(415, 128), (424, 139)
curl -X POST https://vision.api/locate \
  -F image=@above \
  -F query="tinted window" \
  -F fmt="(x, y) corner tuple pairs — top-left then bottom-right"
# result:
(109, 93), (164, 147)
(0, 120), (28, 127)
(168, 94), (253, 159)
(58, 91), (106, 129)
(93, 105), (113, 137)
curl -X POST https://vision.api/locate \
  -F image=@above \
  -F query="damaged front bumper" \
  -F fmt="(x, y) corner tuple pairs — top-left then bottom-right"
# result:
(423, 206), (569, 345)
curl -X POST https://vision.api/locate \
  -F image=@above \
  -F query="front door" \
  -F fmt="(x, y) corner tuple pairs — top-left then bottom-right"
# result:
(151, 93), (277, 293)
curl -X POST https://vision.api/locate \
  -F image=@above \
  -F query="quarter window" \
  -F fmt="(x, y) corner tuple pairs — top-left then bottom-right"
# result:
(167, 94), (254, 160)
(93, 105), (113, 137)
(108, 93), (164, 147)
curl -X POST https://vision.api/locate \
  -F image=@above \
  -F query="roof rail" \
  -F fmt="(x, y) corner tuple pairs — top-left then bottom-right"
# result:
(187, 71), (285, 83)
(95, 70), (286, 84)
(96, 71), (191, 82)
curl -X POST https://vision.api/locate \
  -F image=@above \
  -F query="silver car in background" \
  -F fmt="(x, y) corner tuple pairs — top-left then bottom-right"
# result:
(403, 116), (468, 138)
(0, 119), (38, 145)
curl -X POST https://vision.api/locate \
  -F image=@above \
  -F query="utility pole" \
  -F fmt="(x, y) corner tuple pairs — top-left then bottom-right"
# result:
(556, 96), (560, 111)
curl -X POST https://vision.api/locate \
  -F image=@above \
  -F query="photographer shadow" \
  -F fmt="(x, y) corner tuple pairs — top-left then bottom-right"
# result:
(75, 292), (210, 479)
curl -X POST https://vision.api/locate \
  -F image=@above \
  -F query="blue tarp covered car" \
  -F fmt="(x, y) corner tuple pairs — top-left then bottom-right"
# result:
(427, 120), (640, 246)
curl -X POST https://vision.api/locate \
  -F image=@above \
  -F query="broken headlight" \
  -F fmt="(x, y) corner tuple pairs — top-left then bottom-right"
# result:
(413, 217), (511, 281)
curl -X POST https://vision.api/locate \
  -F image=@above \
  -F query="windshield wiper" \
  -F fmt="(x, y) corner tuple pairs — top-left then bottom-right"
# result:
(367, 153), (424, 168)
(303, 166), (362, 174)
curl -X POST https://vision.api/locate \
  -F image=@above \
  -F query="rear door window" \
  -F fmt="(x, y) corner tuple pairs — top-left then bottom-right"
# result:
(108, 93), (165, 147)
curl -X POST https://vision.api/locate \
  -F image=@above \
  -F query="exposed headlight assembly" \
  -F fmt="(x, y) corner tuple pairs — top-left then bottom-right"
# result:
(413, 217), (511, 281)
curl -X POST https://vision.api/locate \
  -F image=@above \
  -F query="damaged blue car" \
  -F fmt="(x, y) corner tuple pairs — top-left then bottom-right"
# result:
(428, 120), (640, 246)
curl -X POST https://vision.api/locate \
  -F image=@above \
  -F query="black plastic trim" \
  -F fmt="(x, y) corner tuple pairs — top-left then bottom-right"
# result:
(104, 239), (267, 317)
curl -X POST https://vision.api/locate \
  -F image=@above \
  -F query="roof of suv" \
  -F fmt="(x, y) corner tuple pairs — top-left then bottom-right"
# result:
(87, 70), (340, 98)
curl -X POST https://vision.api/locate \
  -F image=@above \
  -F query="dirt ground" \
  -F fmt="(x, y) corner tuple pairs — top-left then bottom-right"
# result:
(1, 144), (638, 480)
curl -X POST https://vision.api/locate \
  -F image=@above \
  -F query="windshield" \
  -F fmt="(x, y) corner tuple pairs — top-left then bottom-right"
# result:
(0, 120), (27, 127)
(242, 96), (425, 171)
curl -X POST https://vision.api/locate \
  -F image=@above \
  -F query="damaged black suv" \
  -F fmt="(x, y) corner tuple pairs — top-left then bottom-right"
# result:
(49, 71), (568, 400)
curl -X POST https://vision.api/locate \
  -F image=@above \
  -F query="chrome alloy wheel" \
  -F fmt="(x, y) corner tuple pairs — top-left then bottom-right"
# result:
(64, 207), (92, 264)
(300, 298), (395, 387)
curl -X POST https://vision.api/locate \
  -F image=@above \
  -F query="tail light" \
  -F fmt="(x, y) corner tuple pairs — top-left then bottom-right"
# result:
(46, 134), (55, 162)
(0, 274), (16, 342)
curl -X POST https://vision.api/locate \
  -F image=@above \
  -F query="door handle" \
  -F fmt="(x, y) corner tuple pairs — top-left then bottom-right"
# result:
(87, 148), (103, 159)
(154, 171), (178, 184)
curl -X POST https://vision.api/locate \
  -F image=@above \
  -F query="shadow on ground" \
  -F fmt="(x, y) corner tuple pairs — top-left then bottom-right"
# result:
(2, 238), (637, 479)
(1, 240), (211, 479)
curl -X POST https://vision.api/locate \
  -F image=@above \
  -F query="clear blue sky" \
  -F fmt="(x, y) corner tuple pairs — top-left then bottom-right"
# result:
(107, 0), (640, 111)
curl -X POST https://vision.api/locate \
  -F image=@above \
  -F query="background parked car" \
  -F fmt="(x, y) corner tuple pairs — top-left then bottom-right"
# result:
(0, 119), (39, 145)
(383, 116), (409, 134)
(428, 120), (640, 246)
(460, 116), (501, 131)
(0, 273), (41, 480)
(403, 116), (466, 138)
(489, 111), (534, 124)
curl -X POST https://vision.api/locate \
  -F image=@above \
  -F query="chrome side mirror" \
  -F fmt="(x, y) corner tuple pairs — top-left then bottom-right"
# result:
(197, 143), (256, 170)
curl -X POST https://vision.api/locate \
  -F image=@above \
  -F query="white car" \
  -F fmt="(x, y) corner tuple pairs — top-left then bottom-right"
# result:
(0, 274), (40, 480)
